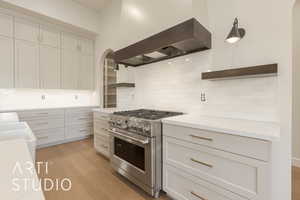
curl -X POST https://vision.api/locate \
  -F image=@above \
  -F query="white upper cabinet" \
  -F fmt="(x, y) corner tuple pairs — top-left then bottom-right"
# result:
(79, 38), (94, 55)
(15, 40), (39, 88)
(62, 32), (78, 51)
(40, 45), (61, 89)
(0, 36), (14, 88)
(0, 13), (13, 38)
(15, 18), (39, 43)
(61, 50), (79, 89)
(40, 26), (61, 48)
(78, 54), (94, 90)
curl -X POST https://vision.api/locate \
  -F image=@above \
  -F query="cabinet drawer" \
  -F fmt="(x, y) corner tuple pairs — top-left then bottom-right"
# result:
(94, 119), (109, 133)
(66, 113), (93, 125)
(65, 123), (93, 139)
(26, 117), (64, 131)
(93, 112), (110, 121)
(163, 124), (270, 161)
(164, 164), (246, 200)
(164, 137), (269, 199)
(94, 134), (110, 157)
(35, 128), (65, 146)
(65, 107), (95, 116)
(18, 109), (64, 120)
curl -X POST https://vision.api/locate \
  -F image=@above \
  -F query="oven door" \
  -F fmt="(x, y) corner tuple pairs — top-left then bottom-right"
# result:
(109, 128), (155, 189)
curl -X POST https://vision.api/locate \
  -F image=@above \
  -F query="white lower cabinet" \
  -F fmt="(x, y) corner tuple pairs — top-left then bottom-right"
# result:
(0, 36), (14, 88)
(15, 39), (39, 88)
(93, 112), (110, 158)
(16, 107), (95, 148)
(163, 124), (270, 200)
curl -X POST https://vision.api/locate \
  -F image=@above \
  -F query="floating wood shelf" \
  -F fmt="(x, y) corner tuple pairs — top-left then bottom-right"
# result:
(109, 83), (135, 88)
(201, 64), (278, 80)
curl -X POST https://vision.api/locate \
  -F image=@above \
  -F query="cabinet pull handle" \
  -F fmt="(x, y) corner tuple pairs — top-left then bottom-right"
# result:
(101, 128), (109, 131)
(101, 144), (108, 149)
(190, 158), (213, 168)
(80, 129), (88, 132)
(78, 118), (89, 120)
(36, 122), (48, 125)
(37, 136), (49, 139)
(37, 112), (49, 115)
(189, 135), (213, 142)
(190, 191), (207, 200)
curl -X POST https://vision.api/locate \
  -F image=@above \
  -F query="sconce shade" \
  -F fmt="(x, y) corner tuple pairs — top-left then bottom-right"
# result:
(226, 18), (246, 44)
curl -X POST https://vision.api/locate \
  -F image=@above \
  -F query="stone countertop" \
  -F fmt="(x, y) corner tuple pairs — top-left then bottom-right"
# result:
(0, 112), (19, 124)
(0, 139), (45, 200)
(162, 114), (280, 141)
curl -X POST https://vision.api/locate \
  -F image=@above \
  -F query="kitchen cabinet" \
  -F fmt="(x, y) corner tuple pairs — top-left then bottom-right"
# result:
(78, 54), (94, 90)
(80, 38), (94, 55)
(15, 18), (39, 43)
(0, 36), (14, 88)
(40, 25), (61, 48)
(93, 111), (110, 158)
(15, 40), (39, 88)
(61, 50), (80, 89)
(163, 123), (271, 200)
(40, 45), (61, 89)
(62, 32), (79, 51)
(0, 13), (13, 38)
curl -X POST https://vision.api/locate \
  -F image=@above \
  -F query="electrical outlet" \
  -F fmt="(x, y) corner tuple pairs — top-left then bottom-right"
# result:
(74, 95), (78, 100)
(41, 95), (46, 100)
(201, 93), (206, 102)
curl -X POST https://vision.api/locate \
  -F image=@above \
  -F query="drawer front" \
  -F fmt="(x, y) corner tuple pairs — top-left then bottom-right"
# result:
(26, 117), (64, 131)
(18, 109), (64, 120)
(66, 112), (93, 125)
(35, 128), (65, 146)
(94, 134), (110, 157)
(164, 164), (246, 200)
(163, 124), (270, 161)
(93, 112), (110, 121)
(65, 123), (93, 139)
(94, 119), (109, 133)
(65, 107), (95, 116)
(164, 137), (269, 199)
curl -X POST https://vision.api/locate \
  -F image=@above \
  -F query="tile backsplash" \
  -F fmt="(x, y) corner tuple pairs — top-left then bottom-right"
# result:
(117, 52), (278, 122)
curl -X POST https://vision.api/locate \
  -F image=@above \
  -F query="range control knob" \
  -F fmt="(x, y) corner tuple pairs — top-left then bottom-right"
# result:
(143, 125), (151, 133)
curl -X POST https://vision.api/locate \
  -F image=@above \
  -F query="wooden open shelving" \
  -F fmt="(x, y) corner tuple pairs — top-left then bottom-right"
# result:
(201, 64), (278, 80)
(109, 83), (135, 88)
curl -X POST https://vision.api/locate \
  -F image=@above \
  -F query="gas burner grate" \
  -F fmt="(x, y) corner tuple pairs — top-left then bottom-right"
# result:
(113, 109), (183, 120)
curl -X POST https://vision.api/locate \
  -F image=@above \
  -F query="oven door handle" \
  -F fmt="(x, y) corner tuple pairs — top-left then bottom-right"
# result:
(108, 129), (149, 145)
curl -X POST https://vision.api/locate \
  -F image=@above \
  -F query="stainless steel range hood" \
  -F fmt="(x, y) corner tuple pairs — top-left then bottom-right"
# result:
(113, 18), (211, 67)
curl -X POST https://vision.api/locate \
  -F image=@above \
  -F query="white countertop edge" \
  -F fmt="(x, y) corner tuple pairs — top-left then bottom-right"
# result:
(0, 105), (100, 113)
(162, 116), (280, 142)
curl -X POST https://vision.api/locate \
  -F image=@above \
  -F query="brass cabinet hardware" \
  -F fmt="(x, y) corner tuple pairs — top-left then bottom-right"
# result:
(37, 136), (48, 139)
(190, 191), (207, 200)
(190, 158), (213, 168)
(189, 135), (213, 142)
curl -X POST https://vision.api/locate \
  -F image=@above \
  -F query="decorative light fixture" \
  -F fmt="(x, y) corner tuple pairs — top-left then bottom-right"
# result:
(226, 18), (246, 44)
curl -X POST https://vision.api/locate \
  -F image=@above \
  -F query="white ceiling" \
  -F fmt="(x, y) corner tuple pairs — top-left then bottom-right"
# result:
(72, 0), (112, 12)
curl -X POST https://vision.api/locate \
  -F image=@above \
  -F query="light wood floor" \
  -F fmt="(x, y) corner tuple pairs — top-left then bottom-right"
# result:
(36, 138), (169, 200)
(37, 138), (300, 200)
(294, 166), (300, 200)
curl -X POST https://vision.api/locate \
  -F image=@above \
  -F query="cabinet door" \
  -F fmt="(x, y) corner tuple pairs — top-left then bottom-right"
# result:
(0, 36), (14, 88)
(78, 54), (94, 90)
(0, 13), (13, 37)
(61, 32), (78, 51)
(79, 38), (94, 55)
(15, 18), (39, 43)
(15, 40), (39, 88)
(61, 50), (79, 89)
(40, 26), (61, 48)
(40, 45), (61, 89)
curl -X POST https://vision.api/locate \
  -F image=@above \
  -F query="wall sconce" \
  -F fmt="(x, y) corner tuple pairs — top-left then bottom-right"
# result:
(226, 18), (246, 44)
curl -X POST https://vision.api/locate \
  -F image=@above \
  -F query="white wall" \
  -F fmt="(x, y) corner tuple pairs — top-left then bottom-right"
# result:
(99, 0), (293, 199)
(293, 1), (300, 167)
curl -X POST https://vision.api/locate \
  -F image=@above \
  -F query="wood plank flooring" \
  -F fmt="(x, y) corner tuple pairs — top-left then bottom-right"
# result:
(37, 138), (300, 200)
(36, 138), (169, 200)
(294, 166), (300, 200)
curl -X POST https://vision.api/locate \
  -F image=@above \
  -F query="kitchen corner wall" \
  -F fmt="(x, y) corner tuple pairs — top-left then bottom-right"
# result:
(99, 1), (293, 199)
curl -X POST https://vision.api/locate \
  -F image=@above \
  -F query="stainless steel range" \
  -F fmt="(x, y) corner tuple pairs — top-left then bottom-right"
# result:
(108, 109), (183, 198)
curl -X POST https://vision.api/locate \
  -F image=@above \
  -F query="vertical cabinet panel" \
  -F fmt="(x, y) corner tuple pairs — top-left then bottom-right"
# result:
(15, 18), (39, 43)
(62, 33), (78, 51)
(0, 36), (14, 88)
(61, 50), (80, 89)
(40, 26), (61, 48)
(15, 40), (39, 88)
(40, 45), (61, 89)
(80, 38), (94, 55)
(78, 54), (94, 90)
(0, 13), (13, 37)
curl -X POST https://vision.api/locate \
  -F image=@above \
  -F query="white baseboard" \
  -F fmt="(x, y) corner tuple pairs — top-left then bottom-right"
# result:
(293, 157), (300, 168)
